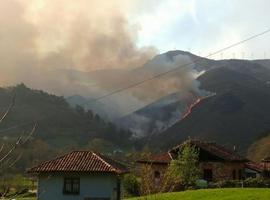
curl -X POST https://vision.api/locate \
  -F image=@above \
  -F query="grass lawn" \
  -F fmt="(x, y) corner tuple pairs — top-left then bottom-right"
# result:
(1, 196), (36, 200)
(10, 198), (35, 200)
(127, 188), (270, 200)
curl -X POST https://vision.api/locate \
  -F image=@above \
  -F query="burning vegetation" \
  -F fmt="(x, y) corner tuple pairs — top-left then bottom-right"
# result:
(181, 94), (215, 120)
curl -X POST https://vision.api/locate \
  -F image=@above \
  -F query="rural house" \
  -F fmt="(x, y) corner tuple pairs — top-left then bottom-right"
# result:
(137, 140), (257, 183)
(28, 151), (128, 200)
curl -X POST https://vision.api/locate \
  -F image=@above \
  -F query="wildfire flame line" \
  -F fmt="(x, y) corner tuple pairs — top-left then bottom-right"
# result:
(181, 94), (216, 120)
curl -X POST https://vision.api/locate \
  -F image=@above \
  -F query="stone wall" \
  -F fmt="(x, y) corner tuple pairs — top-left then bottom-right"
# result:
(138, 161), (245, 184)
(200, 162), (245, 181)
(137, 163), (168, 179)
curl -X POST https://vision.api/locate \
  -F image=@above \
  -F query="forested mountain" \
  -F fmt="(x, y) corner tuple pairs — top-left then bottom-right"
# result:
(0, 84), (133, 172)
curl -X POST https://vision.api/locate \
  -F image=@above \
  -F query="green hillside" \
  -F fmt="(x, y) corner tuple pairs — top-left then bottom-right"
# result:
(0, 84), (133, 173)
(127, 188), (270, 200)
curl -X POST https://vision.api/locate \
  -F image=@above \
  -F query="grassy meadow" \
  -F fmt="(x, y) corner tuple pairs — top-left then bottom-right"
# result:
(3, 188), (270, 200)
(127, 188), (270, 200)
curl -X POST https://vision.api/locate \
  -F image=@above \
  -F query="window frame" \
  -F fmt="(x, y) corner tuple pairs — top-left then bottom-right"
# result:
(154, 171), (161, 179)
(63, 177), (80, 195)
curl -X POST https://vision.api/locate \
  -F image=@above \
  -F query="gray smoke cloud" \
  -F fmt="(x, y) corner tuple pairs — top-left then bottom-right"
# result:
(90, 54), (203, 103)
(0, 0), (157, 94)
(0, 0), (204, 117)
(130, 54), (203, 102)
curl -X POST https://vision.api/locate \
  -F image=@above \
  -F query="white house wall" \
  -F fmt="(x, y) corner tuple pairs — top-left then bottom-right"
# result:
(37, 172), (118, 200)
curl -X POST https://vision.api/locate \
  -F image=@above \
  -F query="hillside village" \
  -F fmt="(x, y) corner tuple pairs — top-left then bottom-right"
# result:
(23, 140), (270, 200)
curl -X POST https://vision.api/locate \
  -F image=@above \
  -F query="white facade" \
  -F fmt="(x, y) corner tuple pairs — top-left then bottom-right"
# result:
(37, 172), (119, 200)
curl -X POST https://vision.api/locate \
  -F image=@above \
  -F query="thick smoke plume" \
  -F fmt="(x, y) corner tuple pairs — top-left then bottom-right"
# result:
(0, 0), (205, 118)
(91, 54), (204, 103)
(130, 54), (204, 102)
(0, 0), (156, 94)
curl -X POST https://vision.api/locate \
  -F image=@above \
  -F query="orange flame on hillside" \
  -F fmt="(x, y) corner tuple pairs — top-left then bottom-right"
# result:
(181, 93), (216, 120)
(181, 97), (205, 119)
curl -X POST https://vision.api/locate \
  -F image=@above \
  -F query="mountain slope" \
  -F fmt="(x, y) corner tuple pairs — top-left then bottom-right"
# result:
(152, 65), (270, 151)
(0, 84), (134, 172)
(115, 91), (201, 137)
(63, 50), (217, 120)
(0, 84), (132, 149)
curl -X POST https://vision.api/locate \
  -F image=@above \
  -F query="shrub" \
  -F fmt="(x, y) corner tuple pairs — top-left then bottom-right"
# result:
(123, 174), (140, 196)
(213, 180), (242, 188)
(212, 178), (270, 188)
(244, 178), (268, 188)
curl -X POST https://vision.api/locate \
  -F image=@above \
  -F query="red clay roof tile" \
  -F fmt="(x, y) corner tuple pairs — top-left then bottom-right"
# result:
(28, 151), (128, 174)
(137, 153), (172, 164)
(138, 140), (247, 164)
(245, 162), (263, 172)
(170, 140), (247, 162)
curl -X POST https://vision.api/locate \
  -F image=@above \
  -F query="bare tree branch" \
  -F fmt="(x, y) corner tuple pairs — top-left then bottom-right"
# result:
(0, 94), (15, 124)
(0, 136), (22, 164)
(0, 119), (41, 133)
(21, 123), (37, 145)
(8, 154), (22, 168)
(0, 123), (37, 164)
(0, 144), (4, 154)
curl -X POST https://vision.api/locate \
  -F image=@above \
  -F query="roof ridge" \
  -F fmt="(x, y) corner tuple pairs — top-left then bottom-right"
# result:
(92, 152), (116, 172)
(28, 151), (128, 174)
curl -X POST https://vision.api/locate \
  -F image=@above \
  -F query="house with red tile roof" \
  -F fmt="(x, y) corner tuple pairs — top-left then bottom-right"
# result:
(28, 151), (128, 200)
(137, 140), (262, 184)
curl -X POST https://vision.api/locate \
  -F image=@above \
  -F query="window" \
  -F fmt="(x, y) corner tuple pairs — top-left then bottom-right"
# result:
(232, 170), (236, 180)
(63, 177), (80, 195)
(203, 169), (213, 182)
(154, 171), (161, 179)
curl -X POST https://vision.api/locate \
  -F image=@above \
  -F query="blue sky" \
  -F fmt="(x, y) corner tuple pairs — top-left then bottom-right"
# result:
(130, 0), (270, 59)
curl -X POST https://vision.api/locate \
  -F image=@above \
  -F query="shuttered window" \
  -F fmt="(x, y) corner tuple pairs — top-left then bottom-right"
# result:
(63, 177), (80, 195)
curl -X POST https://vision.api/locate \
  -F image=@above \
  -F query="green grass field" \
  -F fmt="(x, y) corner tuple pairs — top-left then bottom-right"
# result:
(5, 188), (270, 200)
(127, 188), (270, 200)
(10, 198), (35, 200)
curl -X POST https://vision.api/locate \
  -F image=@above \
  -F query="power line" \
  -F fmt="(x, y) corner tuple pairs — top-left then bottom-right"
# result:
(80, 28), (270, 106)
